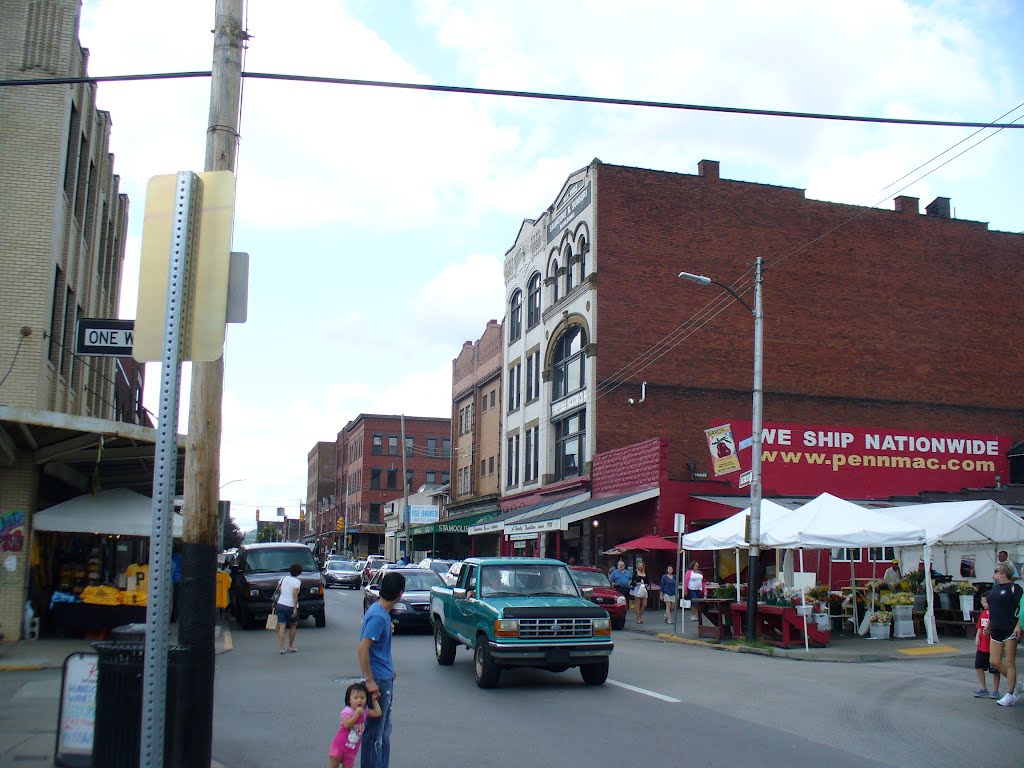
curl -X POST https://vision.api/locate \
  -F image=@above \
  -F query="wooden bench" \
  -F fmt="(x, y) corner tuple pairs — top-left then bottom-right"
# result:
(934, 618), (974, 637)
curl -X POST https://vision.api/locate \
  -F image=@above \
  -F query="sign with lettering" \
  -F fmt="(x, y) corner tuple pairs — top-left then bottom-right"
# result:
(546, 182), (591, 243)
(75, 319), (135, 356)
(56, 652), (98, 767)
(408, 506), (440, 525)
(717, 420), (1012, 498)
(551, 390), (587, 418)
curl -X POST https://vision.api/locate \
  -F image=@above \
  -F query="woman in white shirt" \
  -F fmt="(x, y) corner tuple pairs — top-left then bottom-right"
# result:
(276, 563), (303, 654)
(683, 561), (706, 621)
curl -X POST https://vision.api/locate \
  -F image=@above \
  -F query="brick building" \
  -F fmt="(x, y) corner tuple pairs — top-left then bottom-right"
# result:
(421, 320), (504, 557)
(478, 158), (1024, 570)
(0, 0), (174, 641)
(306, 441), (337, 548)
(335, 414), (451, 557)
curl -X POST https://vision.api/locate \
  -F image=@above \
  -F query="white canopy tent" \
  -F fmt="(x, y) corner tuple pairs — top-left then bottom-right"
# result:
(680, 500), (795, 550)
(33, 488), (183, 538)
(886, 499), (1024, 644)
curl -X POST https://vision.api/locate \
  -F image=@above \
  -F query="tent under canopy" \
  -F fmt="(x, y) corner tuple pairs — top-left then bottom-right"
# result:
(33, 488), (183, 538)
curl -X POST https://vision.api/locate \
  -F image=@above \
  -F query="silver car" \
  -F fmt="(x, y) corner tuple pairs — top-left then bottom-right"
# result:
(323, 558), (362, 589)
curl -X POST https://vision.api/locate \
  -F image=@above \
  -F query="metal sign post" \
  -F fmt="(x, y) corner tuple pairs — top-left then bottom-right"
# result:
(673, 514), (685, 635)
(140, 171), (201, 768)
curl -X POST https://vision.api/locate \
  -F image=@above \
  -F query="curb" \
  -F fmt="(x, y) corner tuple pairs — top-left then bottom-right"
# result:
(654, 632), (774, 656)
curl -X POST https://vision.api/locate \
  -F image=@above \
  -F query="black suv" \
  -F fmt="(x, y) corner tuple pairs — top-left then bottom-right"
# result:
(229, 542), (326, 629)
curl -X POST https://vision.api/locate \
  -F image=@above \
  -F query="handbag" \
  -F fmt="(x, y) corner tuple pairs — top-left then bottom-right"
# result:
(682, 599), (692, 609)
(265, 612), (279, 630)
(636, 584), (648, 599)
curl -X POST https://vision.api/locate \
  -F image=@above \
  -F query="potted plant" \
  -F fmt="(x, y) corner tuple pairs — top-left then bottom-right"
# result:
(712, 583), (736, 600)
(868, 610), (892, 639)
(953, 580), (975, 619)
(937, 581), (958, 610)
(880, 592), (915, 637)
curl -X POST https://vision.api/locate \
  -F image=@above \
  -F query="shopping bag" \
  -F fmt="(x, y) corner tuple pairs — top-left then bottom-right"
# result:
(682, 599), (692, 609)
(265, 612), (279, 631)
(636, 584), (648, 599)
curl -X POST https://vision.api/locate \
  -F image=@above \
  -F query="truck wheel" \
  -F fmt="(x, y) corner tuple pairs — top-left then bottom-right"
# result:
(315, 610), (327, 628)
(612, 617), (626, 631)
(434, 621), (456, 665)
(580, 659), (609, 686)
(474, 640), (501, 689)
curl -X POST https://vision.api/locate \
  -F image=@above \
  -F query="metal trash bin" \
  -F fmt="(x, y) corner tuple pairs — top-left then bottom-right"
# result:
(91, 642), (188, 768)
(110, 623), (148, 641)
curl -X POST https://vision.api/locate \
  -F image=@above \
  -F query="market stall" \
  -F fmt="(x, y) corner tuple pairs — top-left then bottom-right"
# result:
(31, 489), (183, 638)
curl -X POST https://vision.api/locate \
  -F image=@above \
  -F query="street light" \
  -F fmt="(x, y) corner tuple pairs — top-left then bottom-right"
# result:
(679, 257), (764, 641)
(219, 478), (246, 490)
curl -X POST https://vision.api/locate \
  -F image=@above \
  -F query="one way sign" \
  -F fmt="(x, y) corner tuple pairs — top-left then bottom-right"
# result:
(75, 319), (135, 356)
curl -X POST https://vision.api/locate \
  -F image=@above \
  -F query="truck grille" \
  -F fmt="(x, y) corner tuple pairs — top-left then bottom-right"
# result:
(518, 618), (592, 639)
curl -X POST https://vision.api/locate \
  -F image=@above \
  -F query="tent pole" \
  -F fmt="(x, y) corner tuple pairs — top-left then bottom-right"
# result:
(924, 544), (936, 644)
(800, 548), (809, 651)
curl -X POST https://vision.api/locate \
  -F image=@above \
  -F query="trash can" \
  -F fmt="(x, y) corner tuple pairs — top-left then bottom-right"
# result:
(91, 642), (188, 768)
(110, 623), (148, 641)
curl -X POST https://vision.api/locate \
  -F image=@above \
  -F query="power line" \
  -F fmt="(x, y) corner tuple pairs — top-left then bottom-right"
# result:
(3, 70), (1024, 130)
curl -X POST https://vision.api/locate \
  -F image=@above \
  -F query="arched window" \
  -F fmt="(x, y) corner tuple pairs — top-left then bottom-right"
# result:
(563, 244), (574, 294)
(508, 290), (522, 343)
(551, 325), (588, 480)
(527, 273), (542, 329)
(577, 235), (587, 282)
(549, 259), (560, 304)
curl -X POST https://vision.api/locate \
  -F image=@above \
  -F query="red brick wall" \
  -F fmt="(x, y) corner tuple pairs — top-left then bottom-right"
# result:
(593, 161), (1024, 484)
(591, 437), (667, 494)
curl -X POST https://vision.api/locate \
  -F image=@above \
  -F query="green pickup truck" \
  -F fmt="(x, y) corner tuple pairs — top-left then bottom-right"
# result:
(430, 557), (614, 688)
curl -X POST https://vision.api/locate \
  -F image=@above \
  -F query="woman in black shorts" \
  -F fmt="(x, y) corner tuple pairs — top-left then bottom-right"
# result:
(987, 561), (1023, 706)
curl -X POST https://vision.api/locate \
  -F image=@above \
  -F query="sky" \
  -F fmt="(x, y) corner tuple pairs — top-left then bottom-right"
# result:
(76, 0), (1024, 532)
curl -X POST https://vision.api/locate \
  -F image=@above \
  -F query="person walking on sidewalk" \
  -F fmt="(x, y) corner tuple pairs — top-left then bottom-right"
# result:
(660, 565), (678, 624)
(987, 561), (1023, 707)
(973, 592), (1001, 699)
(630, 562), (650, 624)
(609, 561), (631, 605)
(358, 570), (406, 767)
(683, 561), (707, 621)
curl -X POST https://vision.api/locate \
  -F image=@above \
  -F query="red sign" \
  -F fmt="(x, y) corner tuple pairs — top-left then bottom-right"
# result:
(716, 420), (1011, 499)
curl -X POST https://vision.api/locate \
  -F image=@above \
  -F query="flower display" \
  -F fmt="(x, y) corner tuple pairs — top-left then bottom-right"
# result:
(869, 610), (893, 624)
(880, 591), (914, 606)
(952, 580), (974, 595)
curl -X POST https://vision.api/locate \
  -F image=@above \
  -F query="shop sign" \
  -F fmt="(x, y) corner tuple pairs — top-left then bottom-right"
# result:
(470, 520), (505, 535)
(705, 424), (741, 476)
(56, 652), (98, 766)
(513, 540), (527, 549)
(510, 532), (538, 541)
(717, 419), (1012, 498)
(507, 518), (561, 535)
(552, 390), (587, 418)
(546, 182), (591, 243)
(408, 506), (439, 524)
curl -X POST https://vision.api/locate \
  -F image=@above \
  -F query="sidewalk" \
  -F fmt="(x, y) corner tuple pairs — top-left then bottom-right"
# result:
(0, 624), (233, 767)
(623, 609), (978, 662)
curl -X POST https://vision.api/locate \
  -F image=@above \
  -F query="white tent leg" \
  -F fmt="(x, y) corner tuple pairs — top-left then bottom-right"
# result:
(924, 544), (937, 644)
(800, 548), (808, 651)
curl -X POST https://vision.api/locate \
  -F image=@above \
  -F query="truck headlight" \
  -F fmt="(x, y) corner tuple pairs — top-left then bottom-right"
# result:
(495, 619), (519, 638)
(249, 589), (260, 597)
(309, 586), (321, 595)
(593, 617), (611, 636)
(615, 595), (626, 605)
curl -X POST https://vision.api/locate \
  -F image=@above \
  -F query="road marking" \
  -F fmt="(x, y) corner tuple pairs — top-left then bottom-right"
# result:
(897, 644), (958, 656)
(606, 679), (681, 702)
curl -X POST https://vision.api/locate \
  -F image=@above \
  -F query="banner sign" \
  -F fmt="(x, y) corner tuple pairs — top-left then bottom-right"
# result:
(408, 506), (440, 524)
(714, 419), (1012, 498)
(704, 424), (741, 476)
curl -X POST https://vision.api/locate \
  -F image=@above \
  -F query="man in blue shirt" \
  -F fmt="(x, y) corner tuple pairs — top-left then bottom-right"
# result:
(358, 571), (405, 768)
(609, 560), (631, 602)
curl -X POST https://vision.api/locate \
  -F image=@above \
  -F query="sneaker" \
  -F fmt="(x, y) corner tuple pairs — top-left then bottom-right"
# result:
(287, 647), (297, 653)
(279, 650), (286, 655)
(996, 693), (1016, 707)
(990, 691), (1001, 699)
(1015, 680), (1024, 696)
(974, 688), (990, 697)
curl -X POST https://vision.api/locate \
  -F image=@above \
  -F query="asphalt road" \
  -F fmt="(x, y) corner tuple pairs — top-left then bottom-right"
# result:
(212, 585), (1023, 768)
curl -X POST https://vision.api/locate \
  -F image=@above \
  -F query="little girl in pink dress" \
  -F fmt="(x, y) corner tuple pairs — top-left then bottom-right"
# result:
(329, 682), (382, 768)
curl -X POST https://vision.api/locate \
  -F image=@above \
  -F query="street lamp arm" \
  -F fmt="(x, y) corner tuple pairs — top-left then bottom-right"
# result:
(677, 271), (753, 314)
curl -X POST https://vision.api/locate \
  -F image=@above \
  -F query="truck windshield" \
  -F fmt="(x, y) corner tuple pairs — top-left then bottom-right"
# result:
(480, 565), (580, 598)
(246, 548), (317, 574)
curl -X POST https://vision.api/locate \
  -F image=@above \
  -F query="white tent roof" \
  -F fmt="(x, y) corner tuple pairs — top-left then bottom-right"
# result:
(760, 492), (926, 549)
(886, 499), (1024, 546)
(680, 500), (794, 550)
(33, 488), (183, 538)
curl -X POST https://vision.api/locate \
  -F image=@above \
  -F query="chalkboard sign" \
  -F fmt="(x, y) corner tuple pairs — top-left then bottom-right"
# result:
(55, 652), (98, 768)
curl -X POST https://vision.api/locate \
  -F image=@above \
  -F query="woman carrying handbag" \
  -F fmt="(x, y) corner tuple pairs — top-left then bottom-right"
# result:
(274, 563), (303, 654)
(630, 562), (651, 624)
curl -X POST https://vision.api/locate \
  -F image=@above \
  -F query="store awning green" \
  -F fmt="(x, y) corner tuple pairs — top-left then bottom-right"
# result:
(410, 508), (499, 535)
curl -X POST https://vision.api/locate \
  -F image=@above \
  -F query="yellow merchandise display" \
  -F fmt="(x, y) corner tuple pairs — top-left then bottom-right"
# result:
(119, 589), (148, 606)
(80, 585), (122, 606)
(125, 563), (150, 590)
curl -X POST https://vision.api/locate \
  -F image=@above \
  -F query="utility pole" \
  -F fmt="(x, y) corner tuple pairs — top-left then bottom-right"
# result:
(401, 414), (410, 560)
(180, 2), (244, 766)
(343, 476), (350, 557)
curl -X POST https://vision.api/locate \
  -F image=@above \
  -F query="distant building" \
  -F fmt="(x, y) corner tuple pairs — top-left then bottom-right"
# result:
(306, 441), (336, 548)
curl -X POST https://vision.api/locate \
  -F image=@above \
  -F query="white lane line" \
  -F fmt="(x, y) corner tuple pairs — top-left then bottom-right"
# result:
(606, 679), (681, 703)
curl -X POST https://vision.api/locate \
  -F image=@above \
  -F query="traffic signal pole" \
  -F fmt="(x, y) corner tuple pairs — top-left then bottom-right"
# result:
(180, 2), (244, 766)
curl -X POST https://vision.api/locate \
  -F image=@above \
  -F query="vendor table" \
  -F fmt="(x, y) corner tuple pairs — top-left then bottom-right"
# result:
(730, 602), (830, 648)
(50, 602), (147, 638)
(694, 598), (733, 640)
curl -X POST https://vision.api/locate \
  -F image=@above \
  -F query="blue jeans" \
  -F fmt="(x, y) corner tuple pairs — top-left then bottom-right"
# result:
(361, 677), (393, 768)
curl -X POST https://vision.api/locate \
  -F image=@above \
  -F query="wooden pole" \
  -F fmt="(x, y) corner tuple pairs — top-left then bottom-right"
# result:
(180, 2), (244, 766)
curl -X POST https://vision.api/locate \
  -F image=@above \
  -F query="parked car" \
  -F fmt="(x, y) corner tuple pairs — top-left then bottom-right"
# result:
(228, 542), (326, 629)
(323, 558), (363, 589)
(363, 567), (444, 631)
(430, 557), (613, 688)
(570, 565), (628, 630)
(442, 561), (464, 587)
